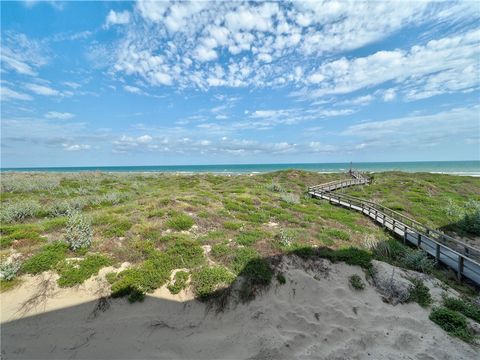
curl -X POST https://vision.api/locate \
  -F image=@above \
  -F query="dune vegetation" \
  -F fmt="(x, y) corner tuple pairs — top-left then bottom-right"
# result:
(1, 170), (479, 341)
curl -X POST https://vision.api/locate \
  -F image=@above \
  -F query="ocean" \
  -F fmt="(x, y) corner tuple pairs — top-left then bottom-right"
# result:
(1, 161), (479, 176)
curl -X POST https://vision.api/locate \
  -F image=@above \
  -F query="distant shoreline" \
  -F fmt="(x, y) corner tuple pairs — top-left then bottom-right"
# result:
(1, 161), (479, 176)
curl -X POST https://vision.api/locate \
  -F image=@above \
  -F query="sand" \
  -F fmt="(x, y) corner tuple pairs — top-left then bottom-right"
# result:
(1, 257), (478, 360)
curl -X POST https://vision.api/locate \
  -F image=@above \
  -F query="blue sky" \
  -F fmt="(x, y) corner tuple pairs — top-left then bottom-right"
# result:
(1, 0), (479, 168)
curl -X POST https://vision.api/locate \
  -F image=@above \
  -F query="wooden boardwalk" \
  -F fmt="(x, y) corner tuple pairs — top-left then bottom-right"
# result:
(308, 172), (480, 286)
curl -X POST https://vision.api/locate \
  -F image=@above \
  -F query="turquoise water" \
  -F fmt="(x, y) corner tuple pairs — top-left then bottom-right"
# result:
(1, 161), (479, 175)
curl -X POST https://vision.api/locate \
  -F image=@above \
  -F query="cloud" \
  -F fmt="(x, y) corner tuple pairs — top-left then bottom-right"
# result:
(108, 1), (478, 94)
(44, 111), (75, 120)
(123, 85), (142, 94)
(1, 32), (49, 76)
(62, 144), (91, 151)
(25, 83), (60, 96)
(301, 29), (480, 100)
(342, 105), (480, 149)
(105, 10), (131, 28)
(382, 89), (396, 102)
(1, 87), (33, 101)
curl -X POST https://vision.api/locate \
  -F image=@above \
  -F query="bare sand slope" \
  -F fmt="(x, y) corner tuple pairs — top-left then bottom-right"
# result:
(1, 258), (478, 360)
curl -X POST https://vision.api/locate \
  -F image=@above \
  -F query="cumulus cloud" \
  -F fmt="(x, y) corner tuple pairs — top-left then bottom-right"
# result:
(105, 10), (131, 27)
(108, 0), (478, 98)
(62, 144), (91, 151)
(44, 111), (75, 120)
(123, 85), (142, 94)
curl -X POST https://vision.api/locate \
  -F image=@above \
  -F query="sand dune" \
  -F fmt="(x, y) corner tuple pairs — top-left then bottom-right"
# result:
(1, 257), (478, 359)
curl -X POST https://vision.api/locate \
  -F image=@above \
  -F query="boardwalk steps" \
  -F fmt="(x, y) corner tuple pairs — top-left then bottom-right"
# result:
(308, 173), (480, 286)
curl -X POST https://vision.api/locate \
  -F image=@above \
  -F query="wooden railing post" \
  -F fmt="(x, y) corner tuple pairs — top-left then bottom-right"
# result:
(435, 244), (441, 263)
(417, 233), (421, 248)
(457, 256), (464, 281)
(403, 228), (407, 244)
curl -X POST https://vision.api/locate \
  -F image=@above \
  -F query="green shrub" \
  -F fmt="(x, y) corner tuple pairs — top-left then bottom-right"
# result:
(443, 296), (480, 323)
(276, 273), (286, 284)
(211, 243), (231, 260)
(318, 247), (373, 270)
(165, 239), (205, 268)
(65, 211), (93, 251)
(110, 240), (204, 302)
(223, 221), (243, 230)
(373, 239), (406, 260)
(166, 214), (194, 231)
(102, 217), (133, 237)
(429, 307), (474, 342)
(407, 278), (432, 307)
(241, 258), (273, 285)
(403, 250), (434, 274)
(22, 242), (68, 274)
(57, 254), (112, 287)
(349, 274), (365, 290)
(167, 271), (189, 294)
(236, 230), (263, 246)
(321, 228), (350, 242)
(0, 224), (44, 249)
(459, 207), (480, 236)
(191, 266), (235, 299)
(231, 247), (260, 274)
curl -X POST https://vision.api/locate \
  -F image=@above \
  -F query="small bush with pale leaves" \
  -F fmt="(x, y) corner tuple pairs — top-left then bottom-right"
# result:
(0, 201), (40, 223)
(280, 192), (300, 204)
(65, 211), (93, 251)
(0, 260), (21, 281)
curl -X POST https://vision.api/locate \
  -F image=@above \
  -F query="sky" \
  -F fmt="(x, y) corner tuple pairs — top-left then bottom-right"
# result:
(1, 0), (479, 168)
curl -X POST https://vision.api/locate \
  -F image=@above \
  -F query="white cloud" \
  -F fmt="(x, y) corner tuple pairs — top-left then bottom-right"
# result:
(342, 105), (480, 149)
(25, 83), (60, 96)
(382, 89), (396, 102)
(62, 144), (91, 151)
(137, 135), (152, 143)
(110, 1), (478, 92)
(124, 85), (142, 94)
(1, 87), (33, 101)
(105, 10), (131, 27)
(44, 111), (75, 120)
(1, 32), (48, 76)
(309, 142), (338, 153)
(303, 29), (480, 100)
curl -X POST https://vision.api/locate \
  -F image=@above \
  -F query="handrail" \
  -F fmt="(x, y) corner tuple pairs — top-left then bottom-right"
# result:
(308, 174), (480, 263)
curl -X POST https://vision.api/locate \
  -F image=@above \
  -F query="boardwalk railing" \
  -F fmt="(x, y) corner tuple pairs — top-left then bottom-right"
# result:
(308, 174), (480, 285)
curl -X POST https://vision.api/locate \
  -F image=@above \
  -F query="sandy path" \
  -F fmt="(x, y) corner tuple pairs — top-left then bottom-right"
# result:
(1, 259), (478, 359)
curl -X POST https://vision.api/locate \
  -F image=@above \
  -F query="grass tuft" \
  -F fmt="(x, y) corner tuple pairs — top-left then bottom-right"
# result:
(442, 296), (480, 323)
(429, 307), (474, 342)
(349, 274), (365, 290)
(407, 278), (432, 307)
(191, 266), (235, 299)
(167, 271), (189, 294)
(166, 214), (195, 231)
